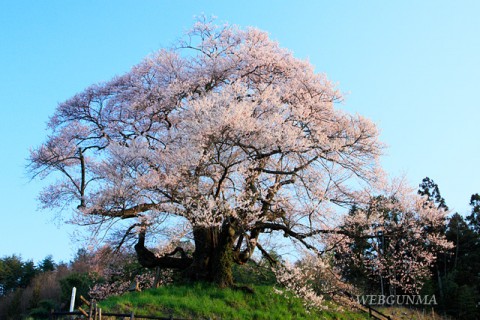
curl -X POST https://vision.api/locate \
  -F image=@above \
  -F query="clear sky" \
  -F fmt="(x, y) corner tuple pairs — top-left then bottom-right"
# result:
(1, 1), (479, 264)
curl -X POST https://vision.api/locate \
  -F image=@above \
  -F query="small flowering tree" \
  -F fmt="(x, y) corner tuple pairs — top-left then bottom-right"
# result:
(88, 262), (170, 301)
(273, 257), (326, 310)
(330, 180), (452, 295)
(272, 252), (359, 310)
(31, 17), (390, 288)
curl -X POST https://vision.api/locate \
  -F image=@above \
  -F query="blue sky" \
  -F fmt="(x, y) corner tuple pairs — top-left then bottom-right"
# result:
(1, 1), (479, 263)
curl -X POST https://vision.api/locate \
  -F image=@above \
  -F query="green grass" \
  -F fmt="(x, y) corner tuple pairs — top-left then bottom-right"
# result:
(97, 283), (369, 320)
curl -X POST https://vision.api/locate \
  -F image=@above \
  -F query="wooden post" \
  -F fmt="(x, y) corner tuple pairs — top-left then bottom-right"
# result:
(80, 295), (90, 306)
(130, 311), (135, 320)
(153, 266), (161, 288)
(88, 300), (93, 320)
(78, 307), (89, 317)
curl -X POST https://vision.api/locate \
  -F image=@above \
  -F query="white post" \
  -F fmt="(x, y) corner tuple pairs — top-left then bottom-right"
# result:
(69, 287), (77, 312)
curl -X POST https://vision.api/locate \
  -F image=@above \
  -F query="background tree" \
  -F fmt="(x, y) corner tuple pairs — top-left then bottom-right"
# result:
(416, 177), (449, 301)
(467, 193), (480, 233)
(38, 255), (56, 273)
(331, 180), (451, 295)
(332, 204), (374, 294)
(446, 213), (474, 270)
(418, 177), (448, 211)
(439, 205), (480, 319)
(0, 248), (148, 318)
(29, 18), (385, 288)
(0, 255), (58, 319)
(0, 255), (36, 297)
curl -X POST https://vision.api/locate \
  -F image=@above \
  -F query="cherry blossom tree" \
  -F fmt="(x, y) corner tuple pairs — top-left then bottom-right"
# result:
(30, 18), (386, 288)
(330, 180), (452, 295)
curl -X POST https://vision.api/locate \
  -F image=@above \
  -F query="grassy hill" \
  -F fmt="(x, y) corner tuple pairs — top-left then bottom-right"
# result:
(96, 283), (370, 320)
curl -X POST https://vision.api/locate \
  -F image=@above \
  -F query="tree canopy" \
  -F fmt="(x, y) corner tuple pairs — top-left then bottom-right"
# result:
(30, 19), (448, 289)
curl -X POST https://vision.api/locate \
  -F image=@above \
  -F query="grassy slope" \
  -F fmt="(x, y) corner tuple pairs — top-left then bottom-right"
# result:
(376, 306), (447, 320)
(97, 283), (369, 320)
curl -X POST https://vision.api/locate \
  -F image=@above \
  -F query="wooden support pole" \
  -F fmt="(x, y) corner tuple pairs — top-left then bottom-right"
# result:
(80, 295), (90, 306)
(88, 300), (93, 320)
(78, 307), (89, 317)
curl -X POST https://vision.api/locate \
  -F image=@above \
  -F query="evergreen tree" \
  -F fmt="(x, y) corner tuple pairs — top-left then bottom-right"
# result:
(446, 213), (475, 270)
(38, 255), (56, 273)
(0, 255), (36, 296)
(418, 177), (448, 210)
(467, 193), (480, 234)
(443, 212), (480, 318)
(417, 178), (449, 303)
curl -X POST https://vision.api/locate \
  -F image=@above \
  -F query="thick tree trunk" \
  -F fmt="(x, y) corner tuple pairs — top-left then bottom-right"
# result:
(188, 224), (235, 287)
(135, 224), (237, 288)
(188, 227), (218, 281)
(212, 223), (236, 287)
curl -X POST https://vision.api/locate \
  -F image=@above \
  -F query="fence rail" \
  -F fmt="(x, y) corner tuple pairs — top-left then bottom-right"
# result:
(365, 305), (392, 320)
(50, 310), (186, 320)
(50, 295), (186, 320)
(53, 294), (394, 320)
(341, 290), (393, 320)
